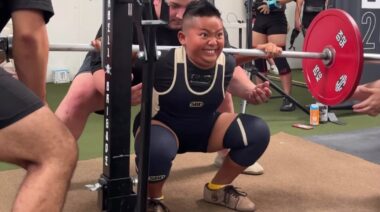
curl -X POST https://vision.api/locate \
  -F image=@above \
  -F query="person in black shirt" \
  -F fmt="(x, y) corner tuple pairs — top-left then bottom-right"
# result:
(55, 0), (189, 140)
(0, 0), (77, 210)
(294, 0), (329, 36)
(55, 0), (267, 176)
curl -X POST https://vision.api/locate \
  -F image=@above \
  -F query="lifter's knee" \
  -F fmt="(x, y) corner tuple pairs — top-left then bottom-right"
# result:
(135, 125), (177, 183)
(223, 114), (270, 167)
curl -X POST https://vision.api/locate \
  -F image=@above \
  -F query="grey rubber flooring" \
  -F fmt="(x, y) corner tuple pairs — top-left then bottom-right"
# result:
(306, 127), (380, 165)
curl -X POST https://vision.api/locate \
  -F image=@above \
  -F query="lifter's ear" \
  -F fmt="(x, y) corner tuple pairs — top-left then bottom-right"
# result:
(178, 31), (186, 45)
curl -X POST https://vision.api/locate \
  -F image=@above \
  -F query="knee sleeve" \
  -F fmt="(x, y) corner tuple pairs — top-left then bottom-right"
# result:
(223, 114), (270, 167)
(254, 59), (268, 73)
(135, 125), (177, 183)
(274, 46), (291, 75)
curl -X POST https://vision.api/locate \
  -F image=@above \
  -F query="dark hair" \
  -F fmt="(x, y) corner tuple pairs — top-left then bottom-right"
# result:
(183, 0), (221, 20)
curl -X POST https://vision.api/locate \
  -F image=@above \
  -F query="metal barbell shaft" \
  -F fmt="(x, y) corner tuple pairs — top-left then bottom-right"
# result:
(49, 43), (332, 59)
(27, 42), (380, 63)
(50, 43), (96, 52)
(4, 32), (380, 63)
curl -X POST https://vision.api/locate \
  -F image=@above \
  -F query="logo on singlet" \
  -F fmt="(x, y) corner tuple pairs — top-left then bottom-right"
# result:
(189, 101), (204, 108)
(148, 175), (166, 182)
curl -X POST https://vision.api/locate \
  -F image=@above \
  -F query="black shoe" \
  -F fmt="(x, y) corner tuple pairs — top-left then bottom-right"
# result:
(147, 199), (170, 212)
(280, 98), (296, 112)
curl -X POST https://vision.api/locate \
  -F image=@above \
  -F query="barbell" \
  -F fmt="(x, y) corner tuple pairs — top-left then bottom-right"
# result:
(1, 9), (379, 106)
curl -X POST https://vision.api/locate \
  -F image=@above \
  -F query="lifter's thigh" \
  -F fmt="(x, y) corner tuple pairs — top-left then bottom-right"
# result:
(0, 106), (77, 167)
(207, 113), (238, 152)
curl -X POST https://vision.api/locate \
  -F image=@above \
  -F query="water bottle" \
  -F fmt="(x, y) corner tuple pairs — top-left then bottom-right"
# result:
(310, 104), (319, 126)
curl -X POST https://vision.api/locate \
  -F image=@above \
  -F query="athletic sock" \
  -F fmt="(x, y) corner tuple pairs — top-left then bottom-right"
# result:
(148, 195), (164, 201)
(207, 182), (226, 190)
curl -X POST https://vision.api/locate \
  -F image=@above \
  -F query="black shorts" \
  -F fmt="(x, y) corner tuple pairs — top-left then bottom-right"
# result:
(153, 112), (221, 154)
(253, 12), (288, 35)
(0, 0), (54, 30)
(0, 68), (44, 129)
(89, 51), (102, 74)
(302, 12), (319, 29)
(75, 51), (95, 78)
(133, 112), (221, 153)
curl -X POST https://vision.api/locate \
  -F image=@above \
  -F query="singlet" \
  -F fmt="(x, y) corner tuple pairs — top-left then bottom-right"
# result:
(152, 47), (236, 119)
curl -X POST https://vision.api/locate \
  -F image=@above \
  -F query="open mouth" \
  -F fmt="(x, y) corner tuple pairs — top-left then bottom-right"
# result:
(203, 49), (219, 55)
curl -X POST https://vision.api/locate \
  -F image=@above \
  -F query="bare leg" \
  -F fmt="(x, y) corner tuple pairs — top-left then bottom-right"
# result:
(216, 92), (234, 158)
(214, 69), (264, 175)
(252, 31), (269, 85)
(148, 182), (165, 198)
(55, 73), (104, 140)
(208, 113), (244, 184)
(204, 113), (258, 211)
(279, 72), (292, 95)
(267, 34), (291, 95)
(0, 106), (78, 211)
(212, 155), (245, 184)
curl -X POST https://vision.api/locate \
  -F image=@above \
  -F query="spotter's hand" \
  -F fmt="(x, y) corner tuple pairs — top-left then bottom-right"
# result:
(352, 86), (380, 116)
(131, 83), (142, 106)
(91, 38), (102, 51)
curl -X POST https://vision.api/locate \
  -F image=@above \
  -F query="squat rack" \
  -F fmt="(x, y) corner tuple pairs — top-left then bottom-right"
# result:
(98, 0), (159, 211)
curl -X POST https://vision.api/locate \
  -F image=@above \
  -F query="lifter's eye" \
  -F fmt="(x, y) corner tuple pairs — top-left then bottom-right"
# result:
(200, 32), (208, 38)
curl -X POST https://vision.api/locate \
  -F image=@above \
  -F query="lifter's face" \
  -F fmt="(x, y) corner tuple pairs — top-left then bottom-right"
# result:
(178, 16), (224, 69)
(166, 0), (192, 29)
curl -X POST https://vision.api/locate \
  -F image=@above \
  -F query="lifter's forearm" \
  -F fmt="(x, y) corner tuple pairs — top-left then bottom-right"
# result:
(12, 10), (49, 101)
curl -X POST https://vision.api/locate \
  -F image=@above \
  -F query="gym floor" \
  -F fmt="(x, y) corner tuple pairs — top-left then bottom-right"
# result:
(0, 70), (379, 211)
(1, 69), (379, 170)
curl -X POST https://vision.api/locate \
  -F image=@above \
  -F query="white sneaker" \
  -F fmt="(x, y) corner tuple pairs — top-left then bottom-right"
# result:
(213, 154), (264, 175)
(269, 64), (279, 75)
(243, 162), (264, 175)
(204, 184), (256, 211)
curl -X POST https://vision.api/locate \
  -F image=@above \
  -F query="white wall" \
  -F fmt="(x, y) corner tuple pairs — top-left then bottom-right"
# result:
(215, 0), (303, 69)
(2, 0), (103, 82)
(47, 0), (102, 81)
(3, 0), (302, 82)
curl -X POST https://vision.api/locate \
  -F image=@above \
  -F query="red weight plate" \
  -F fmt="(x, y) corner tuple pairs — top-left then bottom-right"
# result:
(302, 9), (364, 105)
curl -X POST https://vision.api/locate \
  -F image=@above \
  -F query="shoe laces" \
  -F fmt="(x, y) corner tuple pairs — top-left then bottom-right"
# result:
(283, 98), (292, 105)
(223, 185), (247, 203)
(147, 199), (170, 212)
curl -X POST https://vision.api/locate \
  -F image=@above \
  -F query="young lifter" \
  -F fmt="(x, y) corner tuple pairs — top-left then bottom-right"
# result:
(133, 1), (281, 211)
